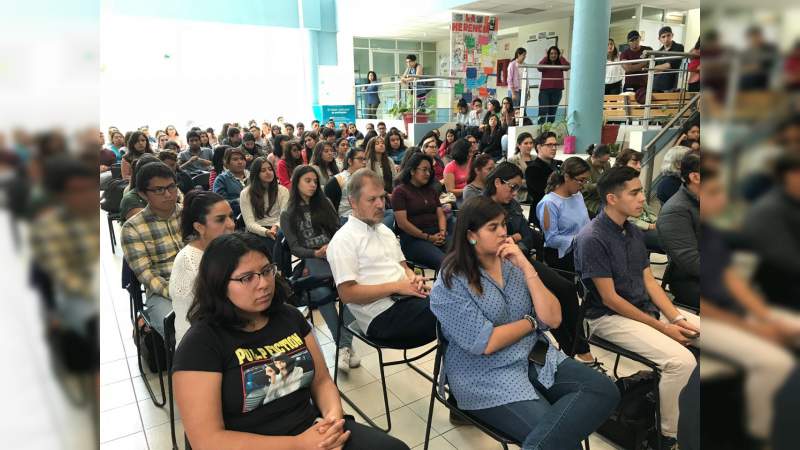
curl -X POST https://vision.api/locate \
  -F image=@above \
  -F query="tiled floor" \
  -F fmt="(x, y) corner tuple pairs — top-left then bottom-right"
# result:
(98, 212), (646, 450)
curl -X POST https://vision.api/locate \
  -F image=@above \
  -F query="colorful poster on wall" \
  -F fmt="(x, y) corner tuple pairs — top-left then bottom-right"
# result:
(450, 13), (499, 105)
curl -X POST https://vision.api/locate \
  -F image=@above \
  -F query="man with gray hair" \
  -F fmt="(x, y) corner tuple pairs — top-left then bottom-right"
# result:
(326, 169), (437, 347)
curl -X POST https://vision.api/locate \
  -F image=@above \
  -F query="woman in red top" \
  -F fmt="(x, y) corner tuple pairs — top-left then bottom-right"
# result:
(687, 38), (701, 92)
(275, 141), (303, 189)
(438, 129), (456, 160)
(537, 46), (570, 124)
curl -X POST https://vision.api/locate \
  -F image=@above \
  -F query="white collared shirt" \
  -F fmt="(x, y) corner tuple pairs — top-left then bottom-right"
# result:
(326, 215), (407, 332)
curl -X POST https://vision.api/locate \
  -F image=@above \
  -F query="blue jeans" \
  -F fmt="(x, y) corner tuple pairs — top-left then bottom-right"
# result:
(537, 89), (563, 124)
(469, 358), (619, 450)
(382, 209), (395, 231)
(399, 227), (447, 270)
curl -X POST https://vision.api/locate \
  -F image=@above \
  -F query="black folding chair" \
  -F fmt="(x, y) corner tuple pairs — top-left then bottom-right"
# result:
(164, 311), (179, 450)
(333, 300), (436, 432)
(576, 279), (662, 449)
(423, 322), (590, 450)
(191, 172), (210, 190)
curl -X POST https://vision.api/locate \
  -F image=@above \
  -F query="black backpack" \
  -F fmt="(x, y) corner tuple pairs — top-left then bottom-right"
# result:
(101, 179), (128, 214)
(597, 370), (658, 450)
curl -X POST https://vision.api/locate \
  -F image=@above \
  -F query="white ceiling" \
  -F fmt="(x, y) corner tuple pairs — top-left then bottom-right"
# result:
(341, 0), (699, 41)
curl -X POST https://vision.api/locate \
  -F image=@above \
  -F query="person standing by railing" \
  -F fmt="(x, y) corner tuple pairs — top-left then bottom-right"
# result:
(605, 38), (625, 95)
(652, 26), (685, 93)
(508, 47), (527, 107)
(536, 46), (570, 124)
(362, 71), (380, 119)
(621, 30), (653, 103)
(401, 54), (431, 109)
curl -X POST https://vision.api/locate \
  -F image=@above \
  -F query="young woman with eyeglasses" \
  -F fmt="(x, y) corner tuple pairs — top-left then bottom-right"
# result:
(536, 157), (592, 274)
(173, 232), (409, 450)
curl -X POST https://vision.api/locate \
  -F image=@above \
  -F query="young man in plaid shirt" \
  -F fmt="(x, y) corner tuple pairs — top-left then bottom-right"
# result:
(121, 161), (183, 333)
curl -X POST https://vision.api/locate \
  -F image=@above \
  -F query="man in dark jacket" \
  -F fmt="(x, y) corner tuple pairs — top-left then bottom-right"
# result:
(652, 26), (685, 92)
(525, 131), (562, 226)
(657, 152), (700, 308)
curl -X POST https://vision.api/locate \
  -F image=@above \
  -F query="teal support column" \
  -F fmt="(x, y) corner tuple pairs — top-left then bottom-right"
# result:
(567, 0), (611, 153)
(308, 30), (320, 111)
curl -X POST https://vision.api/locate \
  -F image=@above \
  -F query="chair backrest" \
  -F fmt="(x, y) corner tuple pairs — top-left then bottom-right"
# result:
(273, 233), (293, 277)
(191, 172), (210, 190)
(110, 163), (122, 180)
(164, 311), (176, 352)
(101, 179), (128, 214)
(122, 257), (144, 312)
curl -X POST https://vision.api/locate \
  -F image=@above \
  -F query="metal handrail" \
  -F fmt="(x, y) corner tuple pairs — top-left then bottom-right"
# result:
(642, 93), (701, 197)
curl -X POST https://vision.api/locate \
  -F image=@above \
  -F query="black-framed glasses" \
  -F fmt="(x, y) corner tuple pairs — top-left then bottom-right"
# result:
(501, 179), (521, 193)
(144, 183), (178, 196)
(230, 264), (277, 286)
(540, 142), (557, 148)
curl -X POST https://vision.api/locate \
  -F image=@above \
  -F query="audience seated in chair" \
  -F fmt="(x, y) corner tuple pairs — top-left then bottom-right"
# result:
(326, 168), (437, 348)
(442, 139), (472, 205)
(158, 151), (194, 194)
(239, 157), (289, 254)
(614, 149), (661, 251)
(461, 154), (495, 202)
(484, 162), (601, 367)
(700, 162), (800, 447)
(32, 156), (100, 381)
(536, 157), (592, 275)
(120, 154), (160, 222)
(582, 144), (611, 218)
(178, 130), (214, 177)
(208, 144), (229, 189)
(657, 152), (701, 309)
(574, 166), (700, 450)
(172, 233), (409, 450)
(279, 165), (360, 372)
(121, 131), (154, 181)
(392, 153), (449, 271)
(310, 141), (340, 187)
(120, 161), (183, 335)
(506, 132), (534, 203)
(324, 147), (367, 222)
(419, 136), (445, 182)
(240, 132), (265, 169)
(364, 137), (397, 229)
(213, 147), (249, 218)
(526, 131), (562, 225)
(743, 153), (800, 311)
(169, 191), (235, 344)
(276, 140), (304, 189)
(429, 196), (618, 450)
(656, 145), (692, 205)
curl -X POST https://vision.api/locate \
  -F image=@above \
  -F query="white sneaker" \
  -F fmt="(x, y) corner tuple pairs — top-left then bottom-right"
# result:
(347, 348), (361, 368)
(337, 347), (352, 373)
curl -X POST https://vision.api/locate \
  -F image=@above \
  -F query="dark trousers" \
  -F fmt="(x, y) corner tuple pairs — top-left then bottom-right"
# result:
(342, 418), (410, 450)
(366, 297), (437, 348)
(538, 89), (563, 124)
(366, 103), (379, 119)
(532, 260), (590, 356)
(469, 358), (619, 450)
(399, 226), (447, 270)
(669, 278), (699, 309)
(544, 247), (576, 278)
(604, 81), (622, 95)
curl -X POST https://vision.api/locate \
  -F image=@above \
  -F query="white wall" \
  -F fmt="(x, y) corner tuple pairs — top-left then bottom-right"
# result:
(684, 8), (700, 49)
(319, 28), (356, 106)
(100, 15), (313, 133)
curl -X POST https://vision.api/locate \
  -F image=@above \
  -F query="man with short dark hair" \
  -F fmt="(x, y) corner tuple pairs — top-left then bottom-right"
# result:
(178, 130), (213, 176)
(311, 120), (320, 132)
(295, 122), (305, 138)
(347, 123), (363, 140)
(376, 121), (387, 138)
(575, 166), (699, 449)
(525, 131), (562, 225)
(326, 169), (436, 347)
(657, 152), (700, 308)
(284, 123), (295, 137)
(621, 30), (654, 96)
(226, 127), (242, 147)
(121, 162), (182, 332)
(321, 127), (336, 144)
(466, 98), (483, 126)
(240, 132), (264, 167)
(652, 26), (685, 92)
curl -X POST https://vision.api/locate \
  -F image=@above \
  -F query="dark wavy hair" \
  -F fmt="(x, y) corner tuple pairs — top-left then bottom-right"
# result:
(343, 147), (365, 171)
(187, 232), (290, 329)
(123, 131), (153, 163)
(398, 153), (434, 188)
(515, 132), (534, 154)
(613, 148), (642, 168)
(484, 161), (524, 197)
(282, 140), (303, 176)
(129, 154), (160, 190)
(365, 136), (393, 192)
(247, 157), (280, 219)
(286, 165), (339, 241)
(211, 145), (230, 174)
(311, 141), (340, 177)
(467, 153), (494, 184)
(546, 156), (591, 193)
(440, 196), (507, 295)
(180, 190), (228, 241)
(450, 138), (471, 165)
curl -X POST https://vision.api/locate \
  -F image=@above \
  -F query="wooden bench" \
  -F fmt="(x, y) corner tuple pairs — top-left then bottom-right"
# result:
(602, 94), (630, 123)
(629, 92), (694, 121)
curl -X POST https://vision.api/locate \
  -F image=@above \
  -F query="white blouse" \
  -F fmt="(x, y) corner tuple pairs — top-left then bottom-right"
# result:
(605, 57), (625, 85)
(169, 244), (204, 343)
(239, 184), (290, 236)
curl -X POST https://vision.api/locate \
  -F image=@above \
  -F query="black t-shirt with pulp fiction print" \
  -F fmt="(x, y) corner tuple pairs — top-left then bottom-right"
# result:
(173, 304), (317, 436)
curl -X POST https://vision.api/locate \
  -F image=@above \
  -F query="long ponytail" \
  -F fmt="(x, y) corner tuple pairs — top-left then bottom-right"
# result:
(545, 157), (590, 193)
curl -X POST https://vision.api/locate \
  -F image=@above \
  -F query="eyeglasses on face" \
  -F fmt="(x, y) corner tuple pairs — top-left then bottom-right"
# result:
(572, 176), (590, 185)
(145, 183), (178, 196)
(230, 264), (277, 286)
(501, 179), (521, 193)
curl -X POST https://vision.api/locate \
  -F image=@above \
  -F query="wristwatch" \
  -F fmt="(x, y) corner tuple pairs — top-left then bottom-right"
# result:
(523, 314), (537, 331)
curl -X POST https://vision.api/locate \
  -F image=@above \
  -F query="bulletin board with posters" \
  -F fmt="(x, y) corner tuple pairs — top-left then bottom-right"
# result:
(450, 13), (499, 104)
